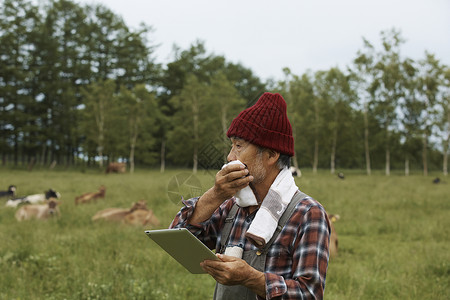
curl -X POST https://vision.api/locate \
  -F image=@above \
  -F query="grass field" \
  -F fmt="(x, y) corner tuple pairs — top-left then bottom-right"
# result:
(0, 168), (448, 299)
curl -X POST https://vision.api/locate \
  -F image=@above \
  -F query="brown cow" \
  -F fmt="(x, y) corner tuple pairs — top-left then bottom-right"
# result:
(328, 213), (340, 258)
(91, 200), (148, 222)
(15, 199), (61, 221)
(123, 209), (160, 227)
(75, 186), (106, 205)
(106, 162), (126, 174)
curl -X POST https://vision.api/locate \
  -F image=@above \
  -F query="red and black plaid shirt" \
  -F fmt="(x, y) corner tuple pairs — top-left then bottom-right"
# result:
(170, 193), (330, 299)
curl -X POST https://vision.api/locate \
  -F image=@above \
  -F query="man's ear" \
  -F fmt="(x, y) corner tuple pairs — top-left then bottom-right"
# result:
(266, 149), (280, 166)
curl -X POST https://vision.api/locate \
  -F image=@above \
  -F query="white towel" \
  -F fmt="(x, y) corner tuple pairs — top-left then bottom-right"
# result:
(221, 160), (258, 207)
(221, 161), (299, 247)
(245, 167), (298, 247)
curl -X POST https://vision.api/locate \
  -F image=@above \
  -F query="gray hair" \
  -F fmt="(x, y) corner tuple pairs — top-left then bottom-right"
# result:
(256, 147), (291, 170)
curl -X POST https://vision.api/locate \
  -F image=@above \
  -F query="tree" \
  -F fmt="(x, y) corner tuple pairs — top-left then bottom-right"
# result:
(36, 0), (90, 165)
(80, 80), (117, 168)
(370, 29), (406, 176)
(160, 41), (265, 169)
(315, 68), (355, 174)
(118, 84), (158, 173)
(350, 38), (377, 175)
(0, 0), (41, 165)
(399, 57), (421, 175)
(415, 53), (444, 176)
(279, 68), (307, 172)
(209, 72), (246, 160)
(167, 75), (212, 173)
(280, 70), (321, 172)
(439, 67), (450, 175)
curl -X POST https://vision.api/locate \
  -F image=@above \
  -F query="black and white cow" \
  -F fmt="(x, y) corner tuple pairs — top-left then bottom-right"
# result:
(0, 185), (16, 198)
(6, 189), (61, 208)
(290, 166), (302, 177)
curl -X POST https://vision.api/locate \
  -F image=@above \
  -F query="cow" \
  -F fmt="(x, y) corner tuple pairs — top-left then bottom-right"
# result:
(75, 186), (106, 205)
(0, 185), (16, 198)
(106, 162), (126, 174)
(91, 200), (148, 222)
(328, 213), (340, 258)
(15, 198), (61, 221)
(337, 172), (345, 179)
(123, 208), (160, 227)
(289, 166), (302, 177)
(6, 189), (61, 208)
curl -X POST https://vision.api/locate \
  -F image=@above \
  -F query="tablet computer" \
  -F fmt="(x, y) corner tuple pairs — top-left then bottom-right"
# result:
(145, 228), (219, 274)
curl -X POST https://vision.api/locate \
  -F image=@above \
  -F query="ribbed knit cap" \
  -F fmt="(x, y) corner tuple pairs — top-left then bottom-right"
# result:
(227, 92), (294, 156)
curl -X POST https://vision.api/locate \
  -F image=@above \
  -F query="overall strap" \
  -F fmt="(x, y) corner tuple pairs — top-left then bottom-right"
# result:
(262, 191), (308, 253)
(219, 202), (240, 254)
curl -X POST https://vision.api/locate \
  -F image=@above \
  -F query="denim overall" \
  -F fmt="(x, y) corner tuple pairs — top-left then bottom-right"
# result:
(213, 191), (306, 300)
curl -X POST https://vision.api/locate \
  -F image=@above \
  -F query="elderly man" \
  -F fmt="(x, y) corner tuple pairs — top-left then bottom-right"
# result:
(170, 92), (331, 299)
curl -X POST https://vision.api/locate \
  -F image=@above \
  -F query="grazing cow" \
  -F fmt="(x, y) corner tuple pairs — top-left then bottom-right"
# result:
(75, 186), (106, 205)
(91, 200), (148, 222)
(106, 162), (126, 174)
(0, 185), (16, 198)
(6, 189), (60, 208)
(289, 166), (302, 177)
(123, 208), (160, 227)
(328, 213), (340, 258)
(15, 199), (61, 221)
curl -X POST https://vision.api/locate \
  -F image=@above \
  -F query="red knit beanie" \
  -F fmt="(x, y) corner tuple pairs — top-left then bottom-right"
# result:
(226, 92), (294, 156)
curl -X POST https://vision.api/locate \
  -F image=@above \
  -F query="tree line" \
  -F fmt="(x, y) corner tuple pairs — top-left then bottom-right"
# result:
(1, 0), (449, 175)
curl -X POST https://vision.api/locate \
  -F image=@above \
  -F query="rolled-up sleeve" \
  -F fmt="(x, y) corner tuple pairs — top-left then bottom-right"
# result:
(169, 197), (235, 250)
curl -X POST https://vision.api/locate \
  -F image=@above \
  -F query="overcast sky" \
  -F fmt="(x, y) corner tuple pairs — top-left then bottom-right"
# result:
(77, 0), (450, 81)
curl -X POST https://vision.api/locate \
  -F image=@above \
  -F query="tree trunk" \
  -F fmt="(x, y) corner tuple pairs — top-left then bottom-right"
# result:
(129, 120), (139, 174)
(422, 133), (428, 176)
(313, 99), (319, 174)
(443, 131), (449, 176)
(192, 95), (199, 174)
(291, 123), (301, 175)
(313, 139), (319, 174)
(40, 144), (47, 166)
(221, 106), (228, 160)
(129, 145), (135, 173)
(330, 128), (337, 174)
(160, 139), (165, 173)
(95, 98), (105, 168)
(193, 146), (198, 174)
(129, 133), (137, 174)
(405, 157), (409, 176)
(363, 103), (371, 175)
(13, 133), (18, 166)
(444, 104), (450, 176)
(385, 127), (390, 176)
(444, 148), (448, 176)
(98, 144), (104, 168)
(385, 148), (390, 176)
(293, 155), (300, 170)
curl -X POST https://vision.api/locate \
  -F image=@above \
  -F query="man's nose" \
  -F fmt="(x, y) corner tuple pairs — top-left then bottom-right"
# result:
(227, 149), (236, 162)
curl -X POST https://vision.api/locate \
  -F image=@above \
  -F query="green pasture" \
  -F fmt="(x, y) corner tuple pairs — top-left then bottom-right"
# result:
(0, 168), (448, 299)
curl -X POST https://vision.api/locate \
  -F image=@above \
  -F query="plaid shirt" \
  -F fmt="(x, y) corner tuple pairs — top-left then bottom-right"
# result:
(169, 194), (330, 300)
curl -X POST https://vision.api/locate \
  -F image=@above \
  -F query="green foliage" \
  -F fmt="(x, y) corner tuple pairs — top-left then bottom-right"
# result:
(0, 169), (449, 299)
(0, 0), (448, 175)
(0, 0), (159, 166)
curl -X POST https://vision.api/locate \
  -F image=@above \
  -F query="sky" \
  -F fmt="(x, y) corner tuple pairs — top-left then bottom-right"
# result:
(76, 0), (450, 81)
